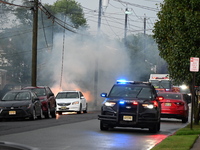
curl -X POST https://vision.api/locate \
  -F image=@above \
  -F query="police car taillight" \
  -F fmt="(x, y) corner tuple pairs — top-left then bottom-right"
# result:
(132, 101), (138, 105)
(142, 101), (158, 109)
(153, 101), (159, 107)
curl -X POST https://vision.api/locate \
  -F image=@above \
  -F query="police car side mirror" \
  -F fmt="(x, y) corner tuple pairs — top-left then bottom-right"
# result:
(101, 93), (107, 97)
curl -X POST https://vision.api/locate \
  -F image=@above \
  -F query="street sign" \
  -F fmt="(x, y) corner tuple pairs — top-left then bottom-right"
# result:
(190, 57), (199, 72)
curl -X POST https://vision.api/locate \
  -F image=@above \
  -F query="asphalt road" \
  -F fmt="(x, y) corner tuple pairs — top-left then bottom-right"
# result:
(0, 110), (189, 150)
(0, 111), (100, 136)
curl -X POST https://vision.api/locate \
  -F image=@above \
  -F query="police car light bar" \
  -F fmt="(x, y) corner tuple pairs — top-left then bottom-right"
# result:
(116, 80), (134, 84)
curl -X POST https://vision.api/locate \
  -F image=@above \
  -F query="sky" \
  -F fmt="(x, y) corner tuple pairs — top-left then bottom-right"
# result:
(41, 0), (164, 39)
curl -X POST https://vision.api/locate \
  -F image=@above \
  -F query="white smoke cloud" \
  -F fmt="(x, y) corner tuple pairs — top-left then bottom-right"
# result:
(49, 31), (131, 109)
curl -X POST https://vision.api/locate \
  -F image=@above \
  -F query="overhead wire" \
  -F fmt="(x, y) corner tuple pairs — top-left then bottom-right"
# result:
(0, 24), (54, 40)
(0, 0), (31, 8)
(2, 46), (52, 59)
(79, 0), (158, 38)
(102, 14), (121, 39)
(113, 0), (159, 12)
(1, 0), (159, 40)
(38, 3), (77, 33)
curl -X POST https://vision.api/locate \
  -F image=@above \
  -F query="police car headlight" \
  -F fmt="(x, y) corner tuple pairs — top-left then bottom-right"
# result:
(142, 104), (154, 109)
(104, 102), (116, 107)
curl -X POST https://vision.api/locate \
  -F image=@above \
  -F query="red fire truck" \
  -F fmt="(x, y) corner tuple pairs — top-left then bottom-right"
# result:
(149, 74), (172, 92)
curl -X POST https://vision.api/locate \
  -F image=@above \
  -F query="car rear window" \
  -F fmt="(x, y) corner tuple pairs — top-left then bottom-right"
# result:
(28, 88), (46, 97)
(158, 93), (182, 100)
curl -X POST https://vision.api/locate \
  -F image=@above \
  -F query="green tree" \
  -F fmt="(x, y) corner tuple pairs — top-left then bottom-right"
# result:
(44, 0), (87, 29)
(153, 0), (200, 124)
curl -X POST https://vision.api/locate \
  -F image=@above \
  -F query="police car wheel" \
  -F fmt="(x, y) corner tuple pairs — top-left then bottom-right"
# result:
(100, 121), (109, 131)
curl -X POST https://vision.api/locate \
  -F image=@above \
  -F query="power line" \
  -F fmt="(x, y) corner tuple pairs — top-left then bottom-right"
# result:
(113, 0), (159, 12)
(0, 0), (31, 8)
(38, 4), (77, 33)
(0, 24), (54, 40)
(102, 15), (121, 39)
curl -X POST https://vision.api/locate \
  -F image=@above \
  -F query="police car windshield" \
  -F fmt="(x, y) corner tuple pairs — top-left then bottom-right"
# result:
(109, 85), (152, 99)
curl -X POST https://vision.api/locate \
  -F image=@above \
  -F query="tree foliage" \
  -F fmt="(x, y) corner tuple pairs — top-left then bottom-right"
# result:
(153, 0), (200, 124)
(153, 0), (200, 86)
(45, 0), (87, 29)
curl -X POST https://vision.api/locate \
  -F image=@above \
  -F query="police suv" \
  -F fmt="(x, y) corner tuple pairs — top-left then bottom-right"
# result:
(98, 80), (161, 133)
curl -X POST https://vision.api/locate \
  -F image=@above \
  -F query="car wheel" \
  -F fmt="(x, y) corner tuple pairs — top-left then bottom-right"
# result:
(149, 122), (160, 133)
(44, 106), (52, 119)
(157, 121), (160, 131)
(38, 107), (45, 119)
(51, 107), (56, 118)
(83, 104), (88, 113)
(77, 104), (82, 114)
(182, 117), (188, 123)
(30, 109), (37, 120)
(100, 120), (109, 131)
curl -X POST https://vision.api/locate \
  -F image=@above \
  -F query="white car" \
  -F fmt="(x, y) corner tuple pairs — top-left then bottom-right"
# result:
(56, 91), (88, 115)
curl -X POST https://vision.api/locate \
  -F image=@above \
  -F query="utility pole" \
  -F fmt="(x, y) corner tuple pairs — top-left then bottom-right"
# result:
(143, 14), (147, 62)
(144, 15), (146, 35)
(124, 7), (128, 43)
(93, 0), (102, 108)
(31, 0), (38, 86)
(98, 0), (102, 32)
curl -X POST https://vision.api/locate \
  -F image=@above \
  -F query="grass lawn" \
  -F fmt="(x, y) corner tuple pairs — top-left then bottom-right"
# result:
(151, 124), (200, 150)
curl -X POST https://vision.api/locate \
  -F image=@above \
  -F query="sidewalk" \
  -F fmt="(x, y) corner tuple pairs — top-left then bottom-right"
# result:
(190, 135), (200, 150)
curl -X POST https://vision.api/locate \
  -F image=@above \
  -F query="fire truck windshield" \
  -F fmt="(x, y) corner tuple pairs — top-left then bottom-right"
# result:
(150, 80), (172, 89)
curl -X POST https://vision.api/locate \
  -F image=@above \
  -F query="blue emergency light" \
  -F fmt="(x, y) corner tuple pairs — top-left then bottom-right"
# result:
(119, 100), (125, 105)
(116, 80), (134, 84)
